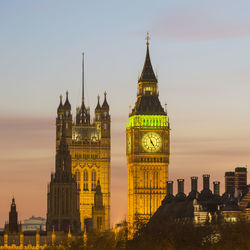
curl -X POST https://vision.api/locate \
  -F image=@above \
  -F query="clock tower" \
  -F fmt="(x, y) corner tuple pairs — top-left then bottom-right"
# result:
(126, 35), (170, 227)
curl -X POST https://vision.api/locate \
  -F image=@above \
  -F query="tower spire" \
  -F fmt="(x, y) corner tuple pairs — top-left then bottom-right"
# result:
(139, 33), (157, 83)
(82, 52), (84, 104)
(146, 32), (150, 46)
(95, 95), (101, 111)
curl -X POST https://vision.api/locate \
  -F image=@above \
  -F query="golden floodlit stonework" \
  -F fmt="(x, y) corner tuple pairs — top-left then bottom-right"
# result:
(127, 36), (170, 227)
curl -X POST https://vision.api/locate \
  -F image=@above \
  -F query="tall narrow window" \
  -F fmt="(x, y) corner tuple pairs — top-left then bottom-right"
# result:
(75, 170), (80, 181)
(66, 188), (69, 214)
(75, 170), (80, 190)
(83, 170), (88, 191)
(97, 216), (102, 230)
(91, 170), (97, 190)
(146, 171), (149, 188)
(156, 172), (159, 189)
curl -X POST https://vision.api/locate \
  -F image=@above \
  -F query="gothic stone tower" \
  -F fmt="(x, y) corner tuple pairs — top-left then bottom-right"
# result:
(126, 36), (170, 227)
(47, 121), (81, 234)
(4, 198), (20, 234)
(56, 53), (111, 231)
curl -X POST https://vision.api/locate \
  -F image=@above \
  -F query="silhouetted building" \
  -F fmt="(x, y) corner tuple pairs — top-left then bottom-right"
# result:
(47, 121), (81, 234)
(4, 198), (21, 234)
(225, 171), (235, 194)
(149, 172), (250, 227)
(225, 167), (247, 195)
(235, 167), (247, 192)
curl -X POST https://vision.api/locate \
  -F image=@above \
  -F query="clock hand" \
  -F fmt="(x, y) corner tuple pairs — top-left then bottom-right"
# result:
(150, 138), (154, 146)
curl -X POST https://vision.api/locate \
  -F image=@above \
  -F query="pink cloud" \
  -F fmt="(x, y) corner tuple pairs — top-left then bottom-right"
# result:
(154, 0), (250, 41)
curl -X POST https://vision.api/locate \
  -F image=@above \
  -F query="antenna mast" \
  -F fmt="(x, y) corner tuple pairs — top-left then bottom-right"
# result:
(82, 52), (84, 104)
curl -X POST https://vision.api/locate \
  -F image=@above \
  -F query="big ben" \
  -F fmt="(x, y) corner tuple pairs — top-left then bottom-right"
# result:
(126, 35), (170, 227)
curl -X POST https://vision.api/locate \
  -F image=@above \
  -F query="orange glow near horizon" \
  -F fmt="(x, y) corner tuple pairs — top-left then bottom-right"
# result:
(0, 114), (249, 228)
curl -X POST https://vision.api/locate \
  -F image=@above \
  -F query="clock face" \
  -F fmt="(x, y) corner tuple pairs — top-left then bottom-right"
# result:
(127, 134), (131, 153)
(142, 132), (162, 152)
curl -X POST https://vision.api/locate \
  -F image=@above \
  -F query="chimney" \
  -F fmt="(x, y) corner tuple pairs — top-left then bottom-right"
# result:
(167, 181), (173, 195)
(177, 179), (184, 193)
(191, 176), (198, 192)
(213, 181), (220, 196)
(203, 174), (210, 190)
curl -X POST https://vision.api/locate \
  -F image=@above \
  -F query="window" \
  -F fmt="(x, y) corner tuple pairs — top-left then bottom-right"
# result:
(97, 216), (102, 230)
(83, 170), (88, 191)
(75, 154), (81, 159)
(156, 172), (158, 188)
(92, 170), (97, 190)
(75, 170), (80, 190)
(144, 87), (152, 95)
(75, 170), (80, 181)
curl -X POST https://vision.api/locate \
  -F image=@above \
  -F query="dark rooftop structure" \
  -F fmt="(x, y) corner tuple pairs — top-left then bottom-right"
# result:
(148, 171), (249, 228)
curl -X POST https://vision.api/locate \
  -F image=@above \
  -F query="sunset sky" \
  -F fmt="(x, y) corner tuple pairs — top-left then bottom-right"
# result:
(1, 0), (250, 227)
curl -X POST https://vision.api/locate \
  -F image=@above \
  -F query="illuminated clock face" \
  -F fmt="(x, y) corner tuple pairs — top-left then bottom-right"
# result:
(127, 134), (131, 153)
(142, 132), (162, 152)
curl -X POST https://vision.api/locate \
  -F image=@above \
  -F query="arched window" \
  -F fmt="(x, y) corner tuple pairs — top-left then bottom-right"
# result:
(83, 170), (88, 191)
(91, 170), (97, 190)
